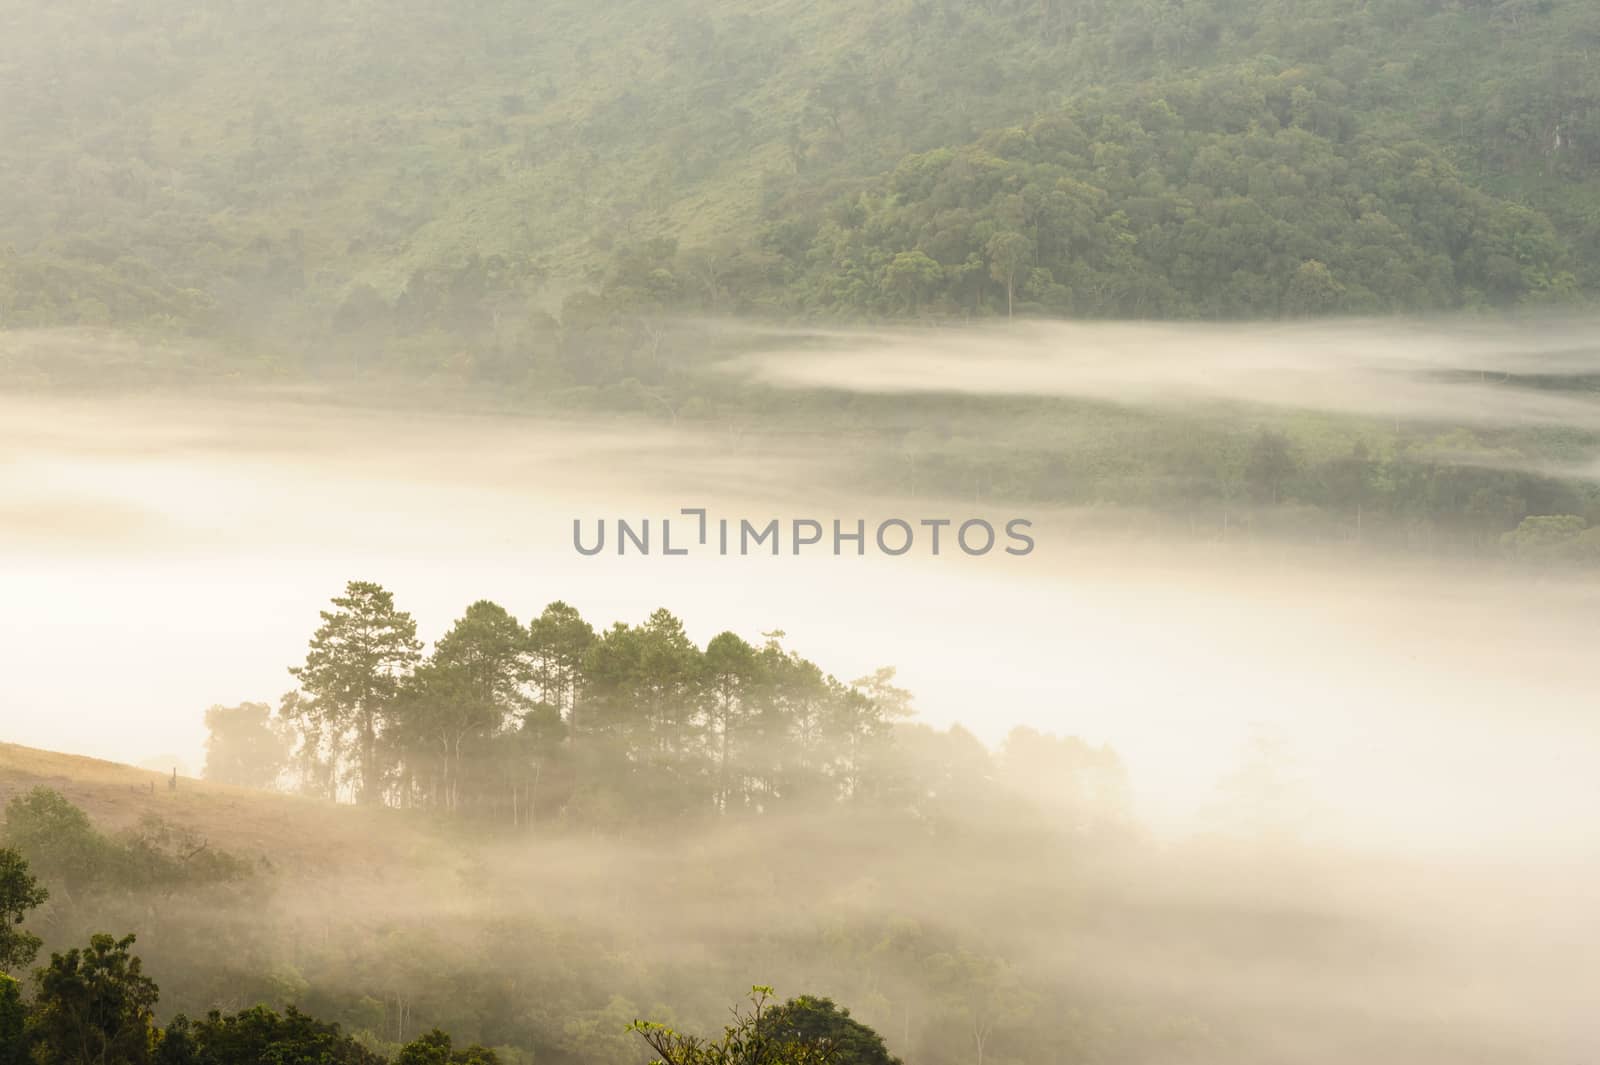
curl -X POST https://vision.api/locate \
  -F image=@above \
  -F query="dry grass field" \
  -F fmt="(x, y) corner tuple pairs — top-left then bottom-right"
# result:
(0, 741), (436, 874)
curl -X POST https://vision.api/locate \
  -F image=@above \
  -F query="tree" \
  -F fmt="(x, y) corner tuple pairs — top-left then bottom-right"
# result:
(118, 816), (248, 897)
(428, 602), (529, 722)
(1324, 439), (1376, 526)
(571, 609), (708, 817)
(754, 640), (834, 804)
(585, 610), (702, 754)
(759, 997), (900, 1065)
(1282, 259), (1345, 316)
(0, 974), (25, 1065)
(985, 232), (1033, 317)
(504, 704), (567, 826)
(31, 934), (160, 1065)
(999, 728), (1130, 831)
(0, 849), (47, 975)
(702, 632), (760, 812)
(2, 788), (111, 901)
(527, 601), (595, 730)
(630, 987), (839, 1065)
(202, 703), (291, 789)
(883, 251), (943, 313)
(1501, 514), (1600, 561)
(277, 690), (340, 800)
(925, 952), (1034, 1065)
(289, 582), (422, 804)
(1245, 429), (1297, 504)
(823, 668), (915, 802)
(396, 1028), (501, 1065)
(154, 1006), (384, 1065)
(400, 601), (530, 811)
(848, 669), (914, 723)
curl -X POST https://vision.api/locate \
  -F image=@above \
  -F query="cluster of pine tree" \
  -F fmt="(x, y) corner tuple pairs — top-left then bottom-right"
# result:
(204, 584), (1132, 832)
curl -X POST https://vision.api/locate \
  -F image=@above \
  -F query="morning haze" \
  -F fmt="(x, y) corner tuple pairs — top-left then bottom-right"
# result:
(3, 0), (1599, 1063)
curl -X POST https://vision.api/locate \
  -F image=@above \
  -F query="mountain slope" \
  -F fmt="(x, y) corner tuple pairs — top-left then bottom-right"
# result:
(0, 0), (1595, 342)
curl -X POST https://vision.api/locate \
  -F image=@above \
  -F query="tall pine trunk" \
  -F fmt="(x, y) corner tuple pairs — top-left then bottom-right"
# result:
(359, 705), (378, 805)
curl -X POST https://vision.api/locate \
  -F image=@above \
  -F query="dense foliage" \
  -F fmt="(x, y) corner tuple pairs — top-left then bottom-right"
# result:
(775, 70), (1577, 317)
(1, 0), (1596, 351)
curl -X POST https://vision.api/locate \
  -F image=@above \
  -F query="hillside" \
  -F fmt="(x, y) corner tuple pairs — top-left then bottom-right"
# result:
(0, 742), (430, 874)
(1, 0), (1597, 354)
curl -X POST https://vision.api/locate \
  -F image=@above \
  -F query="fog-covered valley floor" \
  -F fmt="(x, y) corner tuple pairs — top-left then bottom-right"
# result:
(3, 318), (1599, 1063)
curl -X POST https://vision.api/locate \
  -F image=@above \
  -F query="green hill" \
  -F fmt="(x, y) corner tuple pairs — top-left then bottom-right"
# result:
(1, 0), (1597, 349)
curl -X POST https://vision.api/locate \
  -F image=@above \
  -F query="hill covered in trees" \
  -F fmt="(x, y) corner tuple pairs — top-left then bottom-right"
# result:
(1, 0), (1597, 354)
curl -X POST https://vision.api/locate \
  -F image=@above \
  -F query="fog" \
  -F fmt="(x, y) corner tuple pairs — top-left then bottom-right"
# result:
(4, 0), (1598, 1056)
(727, 313), (1600, 433)
(5, 328), (1600, 854)
(4, 320), (1600, 1063)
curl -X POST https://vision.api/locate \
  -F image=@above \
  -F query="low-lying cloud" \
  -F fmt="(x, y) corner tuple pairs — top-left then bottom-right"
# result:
(722, 313), (1600, 434)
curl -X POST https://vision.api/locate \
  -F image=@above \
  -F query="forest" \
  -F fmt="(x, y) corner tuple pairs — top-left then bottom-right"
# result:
(2, 0), (1597, 346)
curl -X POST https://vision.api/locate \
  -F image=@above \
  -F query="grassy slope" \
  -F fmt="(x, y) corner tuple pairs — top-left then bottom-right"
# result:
(0, 741), (427, 874)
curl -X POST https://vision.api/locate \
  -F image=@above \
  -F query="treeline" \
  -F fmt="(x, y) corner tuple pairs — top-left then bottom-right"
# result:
(209, 584), (1130, 829)
(303, 61), (1587, 386)
(244, 56), (1595, 380)
(0, 843), (894, 1065)
(863, 416), (1600, 553)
